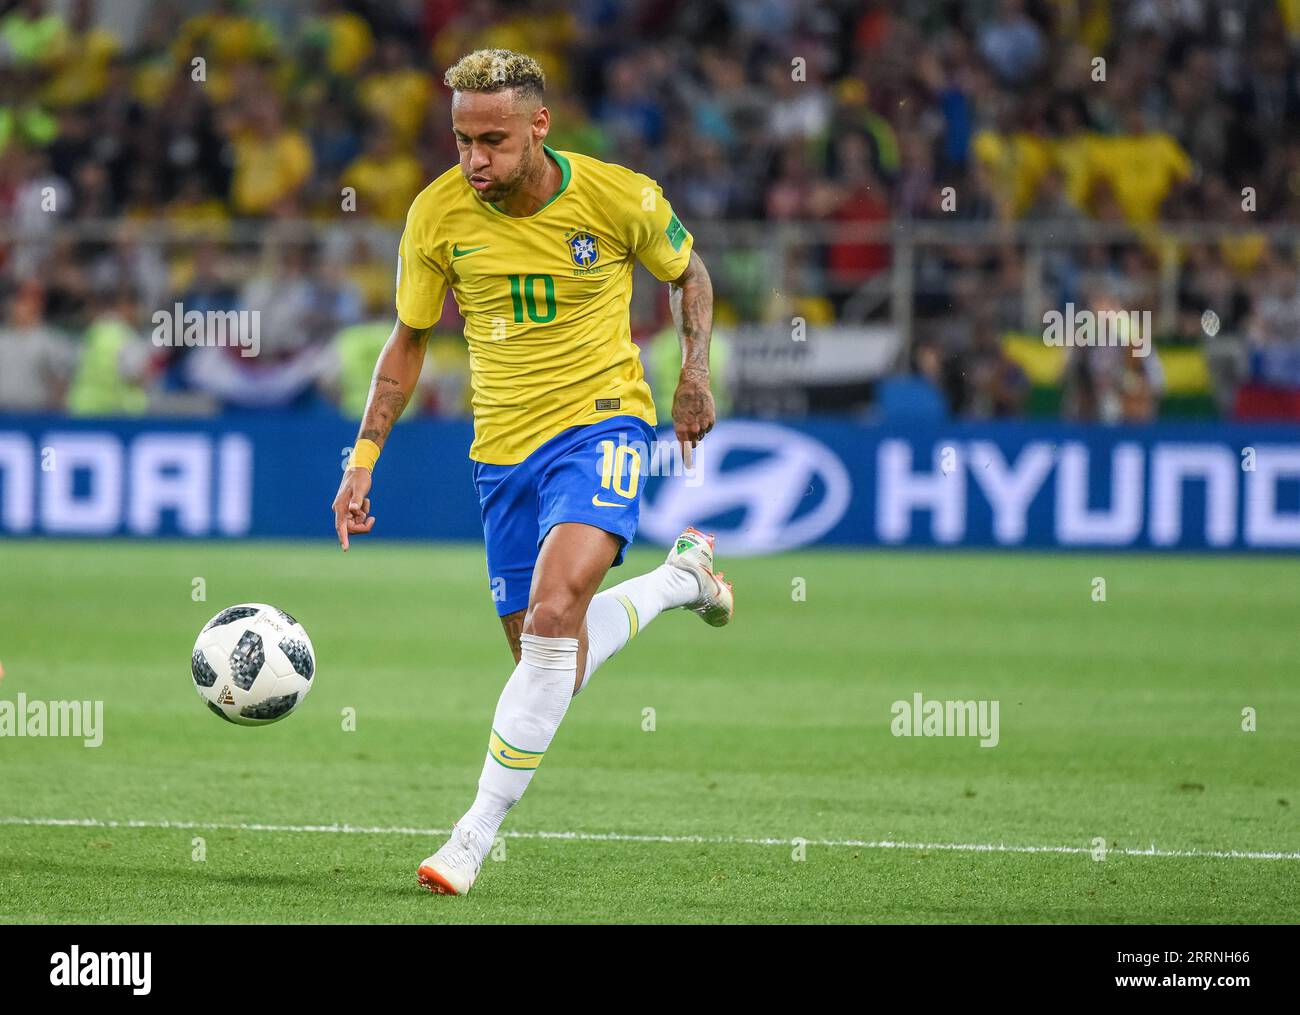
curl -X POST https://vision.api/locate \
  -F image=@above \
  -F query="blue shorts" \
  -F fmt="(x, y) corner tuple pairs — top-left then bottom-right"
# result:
(473, 415), (657, 617)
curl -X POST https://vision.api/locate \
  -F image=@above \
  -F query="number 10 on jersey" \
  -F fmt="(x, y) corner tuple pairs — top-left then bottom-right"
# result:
(598, 439), (641, 498)
(508, 274), (557, 323)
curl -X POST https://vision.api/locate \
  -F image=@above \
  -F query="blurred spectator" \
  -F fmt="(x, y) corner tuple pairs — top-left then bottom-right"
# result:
(304, 0), (375, 77)
(597, 54), (664, 151)
(88, 223), (168, 317)
(161, 239), (239, 391)
(961, 318), (1030, 418)
(238, 242), (323, 358)
(0, 281), (77, 411)
(66, 289), (151, 415)
(819, 134), (890, 309)
(978, 0), (1046, 86)
(1087, 108), (1193, 225)
(341, 126), (423, 222)
(1062, 296), (1166, 423)
(306, 92), (363, 186)
(1247, 252), (1300, 348)
(228, 95), (313, 216)
(173, 0), (278, 104)
(358, 36), (435, 147)
(44, 0), (120, 108)
(1246, 250), (1300, 388)
(0, 0), (69, 70)
(318, 317), (395, 419)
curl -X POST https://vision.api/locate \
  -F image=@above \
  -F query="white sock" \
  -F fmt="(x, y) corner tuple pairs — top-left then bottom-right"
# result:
(456, 633), (578, 862)
(576, 564), (699, 694)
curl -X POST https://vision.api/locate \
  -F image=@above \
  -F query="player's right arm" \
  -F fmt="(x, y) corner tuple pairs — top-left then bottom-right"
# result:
(334, 186), (449, 550)
(331, 321), (432, 550)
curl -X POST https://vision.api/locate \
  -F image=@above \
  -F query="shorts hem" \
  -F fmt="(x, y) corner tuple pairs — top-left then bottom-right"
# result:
(538, 517), (633, 567)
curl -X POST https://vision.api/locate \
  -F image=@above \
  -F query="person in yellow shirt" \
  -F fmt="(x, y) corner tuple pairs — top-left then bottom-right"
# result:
(1280, 0), (1300, 40)
(1045, 96), (1101, 210)
(173, 0), (276, 65)
(171, 0), (277, 103)
(43, 0), (118, 107)
(340, 127), (424, 223)
(329, 49), (732, 898)
(972, 127), (1053, 218)
(1087, 110), (1193, 224)
(304, 0), (374, 76)
(166, 174), (231, 235)
(358, 37), (435, 145)
(229, 96), (313, 215)
(433, 2), (576, 95)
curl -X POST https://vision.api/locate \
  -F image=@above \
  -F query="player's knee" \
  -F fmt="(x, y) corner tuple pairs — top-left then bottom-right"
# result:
(523, 596), (582, 639)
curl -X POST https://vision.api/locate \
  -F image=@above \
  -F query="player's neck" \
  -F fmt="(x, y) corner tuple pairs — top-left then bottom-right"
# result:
(496, 146), (562, 218)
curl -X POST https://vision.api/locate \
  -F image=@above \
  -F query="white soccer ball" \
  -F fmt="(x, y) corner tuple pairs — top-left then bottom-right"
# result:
(191, 604), (316, 726)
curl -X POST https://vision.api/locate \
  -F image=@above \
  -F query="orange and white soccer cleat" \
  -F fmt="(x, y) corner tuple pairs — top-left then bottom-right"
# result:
(417, 825), (482, 896)
(665, 527), (734, 627)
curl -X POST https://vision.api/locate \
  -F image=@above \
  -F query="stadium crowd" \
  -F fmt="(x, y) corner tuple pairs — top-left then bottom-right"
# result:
(2, 0), (1300, 421)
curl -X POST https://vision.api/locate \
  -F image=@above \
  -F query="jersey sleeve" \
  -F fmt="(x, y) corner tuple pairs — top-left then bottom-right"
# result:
(624, 173), (694, 282)
(394, 202), (449, 330)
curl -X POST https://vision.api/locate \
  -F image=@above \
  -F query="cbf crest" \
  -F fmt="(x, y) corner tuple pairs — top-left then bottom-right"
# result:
(567, 231), (600, 268)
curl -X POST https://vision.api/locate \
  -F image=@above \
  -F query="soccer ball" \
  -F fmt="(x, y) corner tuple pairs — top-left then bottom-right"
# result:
(191, 604), (316, 726)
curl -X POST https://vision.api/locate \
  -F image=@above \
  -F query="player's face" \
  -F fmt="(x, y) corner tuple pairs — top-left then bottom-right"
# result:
(451, 90), (547, 204)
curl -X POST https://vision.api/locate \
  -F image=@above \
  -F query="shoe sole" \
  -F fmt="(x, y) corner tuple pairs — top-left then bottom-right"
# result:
(417, 864), (462, 895)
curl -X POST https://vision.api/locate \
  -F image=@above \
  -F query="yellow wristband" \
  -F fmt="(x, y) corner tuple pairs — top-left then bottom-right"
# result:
(347, 438), (381, 472)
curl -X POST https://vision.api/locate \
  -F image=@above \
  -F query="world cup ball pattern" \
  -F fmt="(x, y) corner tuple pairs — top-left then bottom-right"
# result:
(192, 604), (316, 726)
(229, 631), (265, 691)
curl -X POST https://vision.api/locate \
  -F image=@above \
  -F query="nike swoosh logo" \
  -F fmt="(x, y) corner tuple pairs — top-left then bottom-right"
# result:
(498, 749), (532, 761)
(591, 495), (627, 508)
(452, 244), (489, 257)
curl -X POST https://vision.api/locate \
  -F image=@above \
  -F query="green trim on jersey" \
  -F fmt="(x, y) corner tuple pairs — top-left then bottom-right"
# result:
(488, 145), (572, 218)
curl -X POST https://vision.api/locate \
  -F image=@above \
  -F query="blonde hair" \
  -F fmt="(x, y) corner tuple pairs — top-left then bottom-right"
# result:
(444, 49), (545, 101)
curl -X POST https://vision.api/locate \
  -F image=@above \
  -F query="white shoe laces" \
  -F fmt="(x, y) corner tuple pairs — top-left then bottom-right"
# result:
(439, 826), (481, 871)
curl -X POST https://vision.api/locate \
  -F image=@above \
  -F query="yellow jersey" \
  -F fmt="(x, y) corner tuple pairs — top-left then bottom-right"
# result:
(395, 146), (693, 464)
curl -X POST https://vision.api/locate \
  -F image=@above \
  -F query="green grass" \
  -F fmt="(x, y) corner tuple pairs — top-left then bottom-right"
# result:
(0, 540), (1296, 923)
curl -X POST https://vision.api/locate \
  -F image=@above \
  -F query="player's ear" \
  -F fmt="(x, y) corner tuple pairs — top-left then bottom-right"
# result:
(531, 104), (550, 143)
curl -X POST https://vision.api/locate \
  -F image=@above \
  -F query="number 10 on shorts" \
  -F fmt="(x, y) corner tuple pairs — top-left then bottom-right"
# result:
(598, 439), (641, 498)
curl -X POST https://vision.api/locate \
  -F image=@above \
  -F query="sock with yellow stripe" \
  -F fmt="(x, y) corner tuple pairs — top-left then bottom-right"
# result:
(576, 564), (699, 694)
(456, 633), (578, 861)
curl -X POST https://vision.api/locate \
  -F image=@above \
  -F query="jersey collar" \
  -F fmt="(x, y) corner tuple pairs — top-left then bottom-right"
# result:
(487, 145), (571, 218)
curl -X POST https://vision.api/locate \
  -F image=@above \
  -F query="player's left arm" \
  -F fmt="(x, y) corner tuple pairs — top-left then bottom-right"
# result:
(667, 250), (716, 457)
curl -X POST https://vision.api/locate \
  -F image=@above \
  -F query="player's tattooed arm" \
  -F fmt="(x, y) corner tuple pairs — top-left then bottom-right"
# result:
(356, 321), (433, 448)
(332, 321), (431, 550)
(668, 251), (716, 455)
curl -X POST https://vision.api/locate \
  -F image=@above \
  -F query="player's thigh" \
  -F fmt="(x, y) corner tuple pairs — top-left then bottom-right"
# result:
(523, 523), (620, 637)
(473, 461), (540, 620)
(523, 418), (652, 636)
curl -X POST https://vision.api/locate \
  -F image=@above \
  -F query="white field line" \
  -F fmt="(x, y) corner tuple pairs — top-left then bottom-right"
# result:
(2, 816), (1298, 861)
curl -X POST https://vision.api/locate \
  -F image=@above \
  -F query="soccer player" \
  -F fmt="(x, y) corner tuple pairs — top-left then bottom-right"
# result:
(330, 49), (733, 895)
